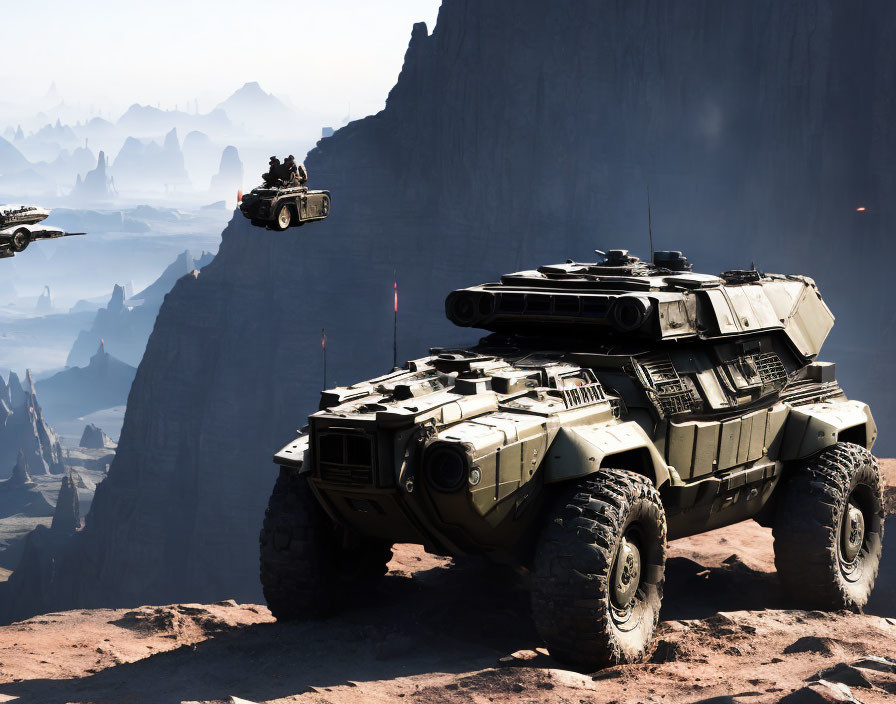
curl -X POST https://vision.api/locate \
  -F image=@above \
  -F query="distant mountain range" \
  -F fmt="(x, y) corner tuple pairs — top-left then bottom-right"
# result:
(215, 82), (297, 133)
(35, 340), (136, 421)
(0, 81), (309, 199)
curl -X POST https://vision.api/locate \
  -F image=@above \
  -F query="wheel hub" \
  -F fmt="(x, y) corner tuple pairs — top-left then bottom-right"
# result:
(840, 501), (865, 563)
(612, 537), (642, 608)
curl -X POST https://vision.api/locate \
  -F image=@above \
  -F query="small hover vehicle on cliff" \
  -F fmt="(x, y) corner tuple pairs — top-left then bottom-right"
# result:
(0, 204), (85, 259)
(261, 249), (883, 669)
(239, 156), (330, 231)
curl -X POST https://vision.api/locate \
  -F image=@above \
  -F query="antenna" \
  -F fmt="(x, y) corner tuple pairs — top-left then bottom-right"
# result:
(393, 275), (398, 370)
(647, 186), (654, 262)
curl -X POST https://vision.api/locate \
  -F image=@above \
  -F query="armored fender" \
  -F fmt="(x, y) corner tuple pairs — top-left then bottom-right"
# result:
(544, 422), (670, 487)
(780, 401), (877, 460)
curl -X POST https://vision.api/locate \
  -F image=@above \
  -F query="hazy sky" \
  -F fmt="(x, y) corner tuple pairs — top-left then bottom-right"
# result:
(1, 0), (442, 125)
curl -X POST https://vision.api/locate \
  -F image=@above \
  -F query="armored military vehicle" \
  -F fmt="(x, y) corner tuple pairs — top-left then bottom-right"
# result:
(0, 204), (85, 258)
(261, 249), (884, 669)
(239, 185), (330, 231)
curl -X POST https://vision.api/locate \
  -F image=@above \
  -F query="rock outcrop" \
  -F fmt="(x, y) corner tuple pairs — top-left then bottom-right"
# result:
(0, 371), (66, 478)
(5, 0), (895, 618)
(79, 424), (112, 450)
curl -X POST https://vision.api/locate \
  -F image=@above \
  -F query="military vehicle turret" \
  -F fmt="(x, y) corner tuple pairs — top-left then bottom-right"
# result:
(261, 249), (884, 669)
(0, 204), (85, 259)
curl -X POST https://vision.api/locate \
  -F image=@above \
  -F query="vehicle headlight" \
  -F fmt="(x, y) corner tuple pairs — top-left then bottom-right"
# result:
(425, 444), (470, 493)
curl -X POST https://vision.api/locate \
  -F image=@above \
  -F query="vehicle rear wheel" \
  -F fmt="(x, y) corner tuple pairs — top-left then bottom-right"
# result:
(531, 469), (666, 669)
(773, 442), (884, 610)
(259, 465), (393, 620)
(273, 203), (292, 230)
(10, 228), (30, 252)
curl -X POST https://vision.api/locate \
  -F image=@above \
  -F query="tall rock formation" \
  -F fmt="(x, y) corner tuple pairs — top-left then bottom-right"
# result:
(209, 145), (243, 198)
(35, 285), (53, 314)
(4, 0), (895, 620)
(0, 371), (66, 478)
(71, 150), (111, 201)
(6, 450), (32, 487)
(50, 474), (80, 533)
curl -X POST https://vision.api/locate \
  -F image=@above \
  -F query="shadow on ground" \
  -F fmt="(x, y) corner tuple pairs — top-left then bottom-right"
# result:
(1, 518), (892, 704)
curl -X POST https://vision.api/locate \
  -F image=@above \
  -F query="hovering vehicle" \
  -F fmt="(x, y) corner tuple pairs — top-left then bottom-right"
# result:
(261, 249), (883, 670)
(239, 185), (330, 231)
(0, 204), (84, 259)
(239, 158), (330, 231)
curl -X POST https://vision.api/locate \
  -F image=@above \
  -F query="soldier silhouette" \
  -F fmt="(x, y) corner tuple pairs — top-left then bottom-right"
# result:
(284, 155), (308, 187)
(263, 156), (282, 187)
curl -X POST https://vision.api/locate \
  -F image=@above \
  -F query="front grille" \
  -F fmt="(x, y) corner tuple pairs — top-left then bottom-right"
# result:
(752, 353), (787, 386)
(559, 382), (606, 409)
(316, 431), (375, 486)
(638, 357), (700, 416)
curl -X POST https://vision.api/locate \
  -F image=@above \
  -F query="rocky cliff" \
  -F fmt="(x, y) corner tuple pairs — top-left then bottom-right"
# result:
(66, 250), (215, 368)
(5, 0), (894, 619)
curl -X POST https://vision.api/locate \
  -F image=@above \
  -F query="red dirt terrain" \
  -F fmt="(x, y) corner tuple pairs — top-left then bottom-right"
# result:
(0, 462), (893, 704)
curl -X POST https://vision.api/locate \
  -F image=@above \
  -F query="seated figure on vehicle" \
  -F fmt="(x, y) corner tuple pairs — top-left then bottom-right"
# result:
(262, 156), (282, 187)
(283, 155), (308, 187)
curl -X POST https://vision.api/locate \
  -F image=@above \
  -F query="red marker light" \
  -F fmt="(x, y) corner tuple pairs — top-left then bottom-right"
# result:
(394, 281), (398, 313)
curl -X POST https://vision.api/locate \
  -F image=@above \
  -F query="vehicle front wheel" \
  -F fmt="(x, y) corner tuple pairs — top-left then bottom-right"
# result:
(10, 228), (30, 252)
(773, 442), (884, 610)
(531, 469), (666, 670)
(259, 465), (393, 620)
(273, 204), (292, 230)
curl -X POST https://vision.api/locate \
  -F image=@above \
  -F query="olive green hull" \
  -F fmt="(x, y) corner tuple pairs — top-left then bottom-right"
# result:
(277, 333), (875, 560)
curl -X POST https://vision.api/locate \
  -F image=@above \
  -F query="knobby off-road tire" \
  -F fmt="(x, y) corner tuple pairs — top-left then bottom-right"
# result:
(773, 442), (884, 610)
(531, 469), (667, 670)
(259, 465), (393, 620)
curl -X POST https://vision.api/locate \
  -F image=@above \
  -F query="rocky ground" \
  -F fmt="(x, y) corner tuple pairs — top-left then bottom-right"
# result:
(0, 461), (892, 704)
